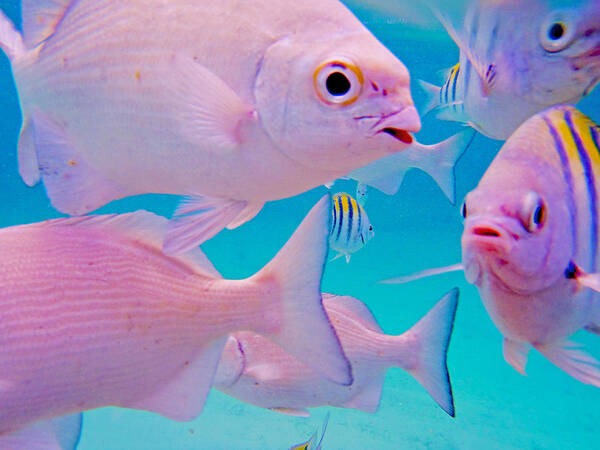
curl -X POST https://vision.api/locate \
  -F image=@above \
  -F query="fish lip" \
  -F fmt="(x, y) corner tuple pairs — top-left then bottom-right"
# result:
(354, 106), (421, 144)
(462, 217), (517, 256)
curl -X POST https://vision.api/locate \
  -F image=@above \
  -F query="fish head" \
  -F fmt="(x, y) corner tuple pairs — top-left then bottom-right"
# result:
(254, 31), (420, 173)
(527, 1), (600, 104)
(360, 209), (375, 244)
(461, 118), (574, 294)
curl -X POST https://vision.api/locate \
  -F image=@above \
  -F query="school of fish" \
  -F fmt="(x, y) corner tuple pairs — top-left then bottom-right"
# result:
(0, 0), (598, 448)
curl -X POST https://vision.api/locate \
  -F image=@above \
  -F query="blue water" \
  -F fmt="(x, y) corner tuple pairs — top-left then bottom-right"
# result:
(1, 1), (599, 448)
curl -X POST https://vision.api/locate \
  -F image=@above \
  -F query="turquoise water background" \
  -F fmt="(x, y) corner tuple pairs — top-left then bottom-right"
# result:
(1, 1), (599, 448)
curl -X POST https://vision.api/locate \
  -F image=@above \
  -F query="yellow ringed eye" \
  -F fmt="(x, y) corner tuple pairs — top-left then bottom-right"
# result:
(314, 58), (364, 106)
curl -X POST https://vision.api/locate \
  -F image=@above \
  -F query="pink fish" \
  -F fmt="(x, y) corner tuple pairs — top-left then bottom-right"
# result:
(0, 0), (420, 254)
(0, 196), (351, 445)
(214, 289), (458, 417)
(461, 105), (600, 385)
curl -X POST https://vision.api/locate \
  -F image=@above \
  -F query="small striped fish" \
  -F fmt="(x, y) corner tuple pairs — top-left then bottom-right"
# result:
(329, 193), (374, 263)
(419, 0), (600, 140)
(460, 104), (600, 388)
(289, 413), (329, 450)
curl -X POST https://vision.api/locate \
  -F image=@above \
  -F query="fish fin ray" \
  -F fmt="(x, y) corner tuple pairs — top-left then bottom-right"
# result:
(402, 288), (458, 417)
(167, 54), (255, 151)
(43, 211), (222, 279)
(0, 10), (25, 59)
(252, 195), (352, 385)
(576, 271), (600, 293)
(163, 195), (248, 254)
(0, 413), (83, 450)
(341, 374), (384, 413)
(126, 337), (227, 421)
(503, 339), (529, 375)
(410, 130), (476, 203)
(22, 0), (72, 49)
(32, 111), (125, 215)
(536, 340), (600, 387)
(18, 118), (40, 186)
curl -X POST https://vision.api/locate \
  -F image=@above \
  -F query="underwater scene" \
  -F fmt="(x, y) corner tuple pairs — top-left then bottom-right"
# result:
(0, 0), (599, 448)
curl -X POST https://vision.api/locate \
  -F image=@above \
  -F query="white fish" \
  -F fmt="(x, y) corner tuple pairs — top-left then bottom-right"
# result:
(329, 192), (374, 263)
(214, 289), (458, 417)
(0, 196), (352, 440)
(0, 0), (421, 254)
(420, 0), (600, 140)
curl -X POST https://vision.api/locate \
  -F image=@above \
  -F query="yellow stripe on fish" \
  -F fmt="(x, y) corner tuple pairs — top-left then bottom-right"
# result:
(329, 192), (374, 263)
(441, 63), (460, 107)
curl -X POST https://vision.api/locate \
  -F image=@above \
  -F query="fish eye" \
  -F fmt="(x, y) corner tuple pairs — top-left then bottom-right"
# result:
(369, 225), (373, 231)
(521, 191), (547, 233)
(314, 58), (363, 106)
(460, 201), (468, 219)
(540, 10), (578, 52)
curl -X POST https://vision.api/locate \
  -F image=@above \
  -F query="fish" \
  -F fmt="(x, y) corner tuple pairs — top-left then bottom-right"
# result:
(214, 288), (459, 417)
(329, 192), (374, 263)
(0, 195), (353, 441)
(419, 0), (600, 140)
(289, 413), (329, 450)
(393, 105), (600, 386)
(0, 0), (421, 255)
(347, 129), (476, 204)
(0, 414), (82, 450)
(356, 182), (368, 207)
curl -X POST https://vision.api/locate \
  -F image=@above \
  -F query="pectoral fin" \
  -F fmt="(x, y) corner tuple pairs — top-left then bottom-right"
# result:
(503, 339), (529, 375)
(21, 1), (73, 48)
(167, 54), (256, 151)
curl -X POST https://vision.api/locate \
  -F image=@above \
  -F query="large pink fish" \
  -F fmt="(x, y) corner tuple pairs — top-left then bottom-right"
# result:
(214, 289), (458, 417)
(461, 105), (600, 386)
(0, 196), (351, 445)
(0, 0), (420, 254)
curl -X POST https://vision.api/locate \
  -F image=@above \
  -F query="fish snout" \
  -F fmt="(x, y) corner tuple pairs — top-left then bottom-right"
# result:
(356, 106), (421, 146)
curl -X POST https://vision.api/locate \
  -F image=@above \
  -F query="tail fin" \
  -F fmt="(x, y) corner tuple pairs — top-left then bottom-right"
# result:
(0, 11), (25, 60)
(411, 130), (476, 203)
(417, 79), (441, 117)
(398, 288), (459, 416)
(252, 195), (352, 386)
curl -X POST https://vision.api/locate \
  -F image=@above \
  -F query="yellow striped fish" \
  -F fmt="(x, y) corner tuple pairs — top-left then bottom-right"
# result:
(459, 104), (600, 387)
(329, 193), (374, 263)
(418, 0), (600, 141)
(289, 413), (329, 450)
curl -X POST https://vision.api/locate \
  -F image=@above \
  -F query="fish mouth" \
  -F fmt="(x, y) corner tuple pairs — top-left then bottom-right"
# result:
(462, 218), (515, 256)
(378, 127), (414, 144)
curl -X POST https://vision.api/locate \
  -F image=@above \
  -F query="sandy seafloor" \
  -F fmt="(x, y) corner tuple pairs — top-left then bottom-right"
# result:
(0, 1), (599, 448)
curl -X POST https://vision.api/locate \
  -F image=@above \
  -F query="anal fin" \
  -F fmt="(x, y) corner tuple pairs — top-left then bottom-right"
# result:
(32, 112), (125, 215)
(126, 337), (227, 421)
(270, 407), (310, 417)
(503, 338), (529, 375)
(0, 413), (83, 450)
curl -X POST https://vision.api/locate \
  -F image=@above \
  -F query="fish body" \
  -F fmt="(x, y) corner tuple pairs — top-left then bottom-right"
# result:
(421, 0), (600, 140)
(329, 193), (374, 263)
(0, 0), (420, 253)
(0, 196), (352, 436)
(214, 289), (459, 417)
(461, 105), (600, 385)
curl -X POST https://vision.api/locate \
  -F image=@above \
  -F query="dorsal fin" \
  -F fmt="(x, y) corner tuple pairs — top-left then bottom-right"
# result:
(322, 293), (382, 333)
(22, 0), (73, 48)
(34, 211), (222, 279)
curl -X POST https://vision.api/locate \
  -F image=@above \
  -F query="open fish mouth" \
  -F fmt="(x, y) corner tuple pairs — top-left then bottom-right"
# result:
(378, 128), (414, 144)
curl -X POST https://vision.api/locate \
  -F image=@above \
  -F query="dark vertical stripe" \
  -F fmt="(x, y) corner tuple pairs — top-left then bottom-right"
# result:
(346, 198), (354, 245)
(565, 111), (598, 268)
(357, 202), (362, 239)
(452, 66), (459, 112)
(335, 196), (344, 242)
(331, 199), (337, 235)
(543, 115), (578, 255)
(443, 73), (451, 105)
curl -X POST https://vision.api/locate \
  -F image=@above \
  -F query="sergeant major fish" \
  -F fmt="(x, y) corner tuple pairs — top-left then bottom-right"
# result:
(329, 192), (374, 263)
(419, 0), (600, 140)
(0, 0), (421, 254)
(0, 196), (352, 444)
(289, 413), (329, 450)
(214, 289), (458, 417)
